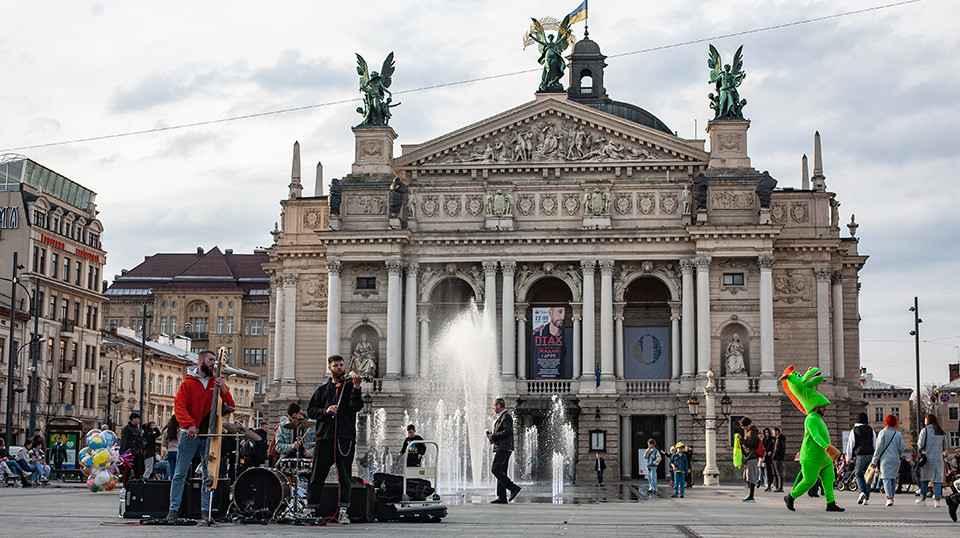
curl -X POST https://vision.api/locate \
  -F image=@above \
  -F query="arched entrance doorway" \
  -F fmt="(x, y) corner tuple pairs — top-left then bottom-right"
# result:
(428, 277), (476, 341)
(526, 277), (573, 380)
(622, 277), (671, 379)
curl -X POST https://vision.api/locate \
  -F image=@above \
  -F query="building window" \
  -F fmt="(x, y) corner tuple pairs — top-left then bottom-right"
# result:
(356, 277), (376, 290)
(217, 317), (224, 334)
(63, 257), (70, 282)
(226, 317), (234, 334)
(244, 349), (250, 365)
(167, 377), (173, 396)
(33, 210), (46, 228)
(75, 261), (81, 285)
(251, 320), (262, 336)
(118, 369), (125, 390)
(149, 375), (154, 394)
(874, 405), (885, 424)
(950, 431), (959, 448)
(218, 301), (223, 309)
(130, 372), (136, 392)
(170, 316), (178, 333)
(51, 253), (58, 279)
(889, 405), (900, 420)
(589, 429), (606, 452)
(61, 299), (68, 321)
(948, 404), (958, 422)
(71, 342), (78, 366)
(50, 295), (57, 320)
(92, 307), (98, 330)
(723, 273), (745, 286)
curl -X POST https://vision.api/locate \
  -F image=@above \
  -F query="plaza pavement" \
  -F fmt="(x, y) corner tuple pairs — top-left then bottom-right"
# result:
(1, 480), (957, 536)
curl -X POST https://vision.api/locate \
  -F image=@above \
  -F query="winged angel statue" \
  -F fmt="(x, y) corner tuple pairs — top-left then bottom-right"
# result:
(356, 52), (399, 127)
(707, 44), (747, 120)
(527, 15), (574, 93)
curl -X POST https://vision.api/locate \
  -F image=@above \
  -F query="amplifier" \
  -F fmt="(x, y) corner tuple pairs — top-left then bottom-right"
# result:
(317, 482), (376, 522)
(121, 478), (230, 520)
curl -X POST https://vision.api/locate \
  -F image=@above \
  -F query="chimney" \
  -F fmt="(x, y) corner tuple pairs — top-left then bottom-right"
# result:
(950, 363), (959, 382)
(225, 249), (233, 255)
(197, 246), (204, 255)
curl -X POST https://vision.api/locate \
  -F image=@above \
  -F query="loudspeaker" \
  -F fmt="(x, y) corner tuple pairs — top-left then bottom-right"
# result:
(122, 479), (171, 519)
(317, 482), (376, 522)
(121, 478), (230, 520)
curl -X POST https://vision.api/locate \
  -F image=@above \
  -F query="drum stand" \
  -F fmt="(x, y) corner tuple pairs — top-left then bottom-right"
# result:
(276, 426), (322, 525)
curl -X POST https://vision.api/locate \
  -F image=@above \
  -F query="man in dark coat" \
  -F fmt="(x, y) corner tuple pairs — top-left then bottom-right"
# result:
(487, 397), (520, 504)
(120, 411), (145, 486)
(306, 355), (363, 524)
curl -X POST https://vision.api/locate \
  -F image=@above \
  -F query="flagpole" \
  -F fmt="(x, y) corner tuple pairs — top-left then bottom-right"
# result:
(584, 0), (589, 36)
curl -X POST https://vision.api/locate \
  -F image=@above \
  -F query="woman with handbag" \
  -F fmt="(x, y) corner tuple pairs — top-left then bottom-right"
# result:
(916, 414), (948, 507)
(871, 414), (905, 507)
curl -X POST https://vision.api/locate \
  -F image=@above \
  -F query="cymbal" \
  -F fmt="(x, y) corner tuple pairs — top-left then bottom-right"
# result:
(283, 418), (316, 430)
(223, 422), (263, 441)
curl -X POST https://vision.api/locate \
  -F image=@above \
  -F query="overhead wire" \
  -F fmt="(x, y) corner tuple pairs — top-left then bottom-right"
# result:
(0, 0), (922, 153)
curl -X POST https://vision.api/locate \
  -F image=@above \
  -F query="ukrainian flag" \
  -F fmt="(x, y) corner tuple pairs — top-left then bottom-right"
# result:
(568, 0), (588, 25)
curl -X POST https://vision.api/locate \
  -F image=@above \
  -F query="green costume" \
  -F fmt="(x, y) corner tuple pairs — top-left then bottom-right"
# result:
(780, 365), (843, 511)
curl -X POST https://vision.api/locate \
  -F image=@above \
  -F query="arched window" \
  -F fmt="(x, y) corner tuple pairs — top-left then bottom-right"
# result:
(118, 369), (124, 390)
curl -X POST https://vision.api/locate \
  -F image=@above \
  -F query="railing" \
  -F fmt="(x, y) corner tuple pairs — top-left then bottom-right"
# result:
(716, 377), (726, 391)
(525, 380), (573, 394)
(624, 379), (673, 394)
(748, 377), (760, 393)
(183, 331), (209, 340)
(60, 319), (76, 333)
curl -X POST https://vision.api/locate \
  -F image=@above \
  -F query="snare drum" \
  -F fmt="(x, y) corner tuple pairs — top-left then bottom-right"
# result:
(232, 467), (291, 519)
(277, 457), (313, 476)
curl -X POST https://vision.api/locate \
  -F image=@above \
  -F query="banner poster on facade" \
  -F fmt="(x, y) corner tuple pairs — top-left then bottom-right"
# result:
(530, 306), (572, 379)
(624, 326), (670, 379)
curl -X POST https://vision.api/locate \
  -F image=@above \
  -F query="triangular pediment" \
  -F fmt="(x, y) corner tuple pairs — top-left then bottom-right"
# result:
(395, 94), (709, 170)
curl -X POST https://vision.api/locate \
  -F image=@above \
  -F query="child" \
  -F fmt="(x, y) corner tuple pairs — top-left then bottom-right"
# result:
(670, 442), (690, 498)
(643, 439), (662, 493)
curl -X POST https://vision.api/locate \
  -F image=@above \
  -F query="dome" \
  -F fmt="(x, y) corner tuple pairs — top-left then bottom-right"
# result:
(586, 100), (673, 135)
(570, 37), (602, 57)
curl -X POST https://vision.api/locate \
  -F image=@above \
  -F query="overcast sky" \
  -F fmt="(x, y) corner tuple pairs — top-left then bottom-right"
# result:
(1, 0), (957, 392)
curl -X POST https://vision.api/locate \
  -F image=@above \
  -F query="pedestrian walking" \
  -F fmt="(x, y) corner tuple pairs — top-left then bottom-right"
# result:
(595, 453), (606, 486)
(737, 417), (761, 502)
(871, 414), (905, 507)
(772, 427), (786, 492)
(844, 412), (876, 506)
(916, 414), (948, 507)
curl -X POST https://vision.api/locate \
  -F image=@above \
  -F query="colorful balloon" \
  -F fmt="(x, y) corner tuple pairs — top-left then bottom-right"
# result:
(103, 477), (117, 491)
(93, 469), (111, 486)
(88, 435), (107, 450)
(101, 431), (117, 447)
(92, 448), (111, 469)
(84, 429), (101, 446)
(80, 465), (93, 476)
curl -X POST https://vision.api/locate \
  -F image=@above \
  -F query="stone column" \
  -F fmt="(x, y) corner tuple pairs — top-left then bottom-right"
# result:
(419, 304), (432, 368)
(272, 276), (283, 382)
(680, 259), (695, 377)
(702, 369), (720, 486)
(832, 270), (845, 380)
(758, 255), (775, 376)
(325, 261), (342, 358)
(386, 260), (403, 377)
(483, 260), (498, 327)
(571, 304), (582, 379)
(282, 273), (298, 383)
(516, 303), (527, 379)
(670, 306), (681, 379)
(599, 260), (615, 377)
(621, 414), (632, 479)
(580, 260), (596, 380)
(613, 303), (625, 379)
(501, 261), (516, 377)
(404, 262), (419, 378)
(695, 257), (712, 375)
(815, 268), (832, 379)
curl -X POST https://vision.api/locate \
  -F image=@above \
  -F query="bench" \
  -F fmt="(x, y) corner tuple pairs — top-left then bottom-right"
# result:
(52, 468), (85, 482)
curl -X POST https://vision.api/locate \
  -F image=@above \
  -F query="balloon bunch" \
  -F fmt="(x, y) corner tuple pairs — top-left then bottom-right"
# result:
(79, 428), (121, 492)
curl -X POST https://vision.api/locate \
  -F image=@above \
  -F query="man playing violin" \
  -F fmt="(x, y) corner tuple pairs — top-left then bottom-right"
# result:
(307, 355), (363, 525)
(166, 349), (234, 523)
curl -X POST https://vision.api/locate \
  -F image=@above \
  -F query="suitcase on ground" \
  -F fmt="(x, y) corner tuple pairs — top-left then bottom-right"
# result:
(317, 482), (376, 522)
(373, 472), (435, 503)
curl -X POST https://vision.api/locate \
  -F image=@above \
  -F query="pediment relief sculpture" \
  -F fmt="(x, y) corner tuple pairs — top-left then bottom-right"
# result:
(439, 119), (670, 165)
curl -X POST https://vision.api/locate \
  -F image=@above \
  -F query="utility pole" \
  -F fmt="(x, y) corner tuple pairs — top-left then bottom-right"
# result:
(909, 297), (922, 442)
(4, 252), (20, 447)
(138, 304), (147, 417)
(28, 282), (40, 435)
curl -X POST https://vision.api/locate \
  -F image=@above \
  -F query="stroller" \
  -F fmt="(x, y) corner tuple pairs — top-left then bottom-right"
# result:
(834, 458), (857, 491)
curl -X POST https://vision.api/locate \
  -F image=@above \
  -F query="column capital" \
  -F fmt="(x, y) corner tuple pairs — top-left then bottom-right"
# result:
(757, 254), (776, 270)
(613, 302), (625, 319)
(680, 258), (697, 272)
(501, 260), (517, 275)
(670, 313), (681, 322)
(405, 262), (419, 274)
(832, 270), (843, 284)
(694, 256), (712, 270)
(325, 260), (342, 274)
(814, 267), (832, 281)
(281, 273), (299, 286)
(482, 260), (499, 275)
(386, 259), (404, 273)
(598, 260), (615, 274)
(580, 259), (597, 274)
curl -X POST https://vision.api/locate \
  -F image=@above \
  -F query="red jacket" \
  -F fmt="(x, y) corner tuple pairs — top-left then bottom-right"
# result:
(174, 366), (235, 430)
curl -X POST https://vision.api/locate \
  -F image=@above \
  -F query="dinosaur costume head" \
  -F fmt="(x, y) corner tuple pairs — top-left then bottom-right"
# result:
(780, 365), (831, 415)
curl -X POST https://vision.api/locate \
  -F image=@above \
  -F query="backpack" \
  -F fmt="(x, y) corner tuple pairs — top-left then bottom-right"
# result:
(267, 423), (282, 460)
(755, 434), (765, 457)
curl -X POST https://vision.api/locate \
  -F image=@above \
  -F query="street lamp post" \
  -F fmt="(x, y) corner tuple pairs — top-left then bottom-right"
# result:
(105, 357), (140, 431)
(26, 279), (41, 436)
(4, 252), (24, 447)
(909, 297), (922, 442)
(688, 366), (733, 487)
(137, 304), (151, 417)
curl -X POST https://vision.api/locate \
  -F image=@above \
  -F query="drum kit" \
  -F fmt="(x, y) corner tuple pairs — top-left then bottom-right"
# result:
(231, 417), (319, 524)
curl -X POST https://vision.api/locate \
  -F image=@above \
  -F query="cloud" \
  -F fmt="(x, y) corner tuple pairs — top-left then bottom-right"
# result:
(252, 50), (353, 93)
(110, 70), (213, 113)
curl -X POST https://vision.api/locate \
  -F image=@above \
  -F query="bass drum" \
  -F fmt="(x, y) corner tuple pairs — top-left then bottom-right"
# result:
(233, 467), (291, 519)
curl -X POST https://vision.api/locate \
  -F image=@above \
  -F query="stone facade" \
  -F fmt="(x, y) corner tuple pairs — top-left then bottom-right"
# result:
(262, 37), (868, 482)
(0, 157), (107, 441)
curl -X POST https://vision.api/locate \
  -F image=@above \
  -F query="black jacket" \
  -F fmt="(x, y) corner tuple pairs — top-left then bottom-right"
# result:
(852, 424), (874, 456)
(742, 426), (760, 461)
(307, 378), (364, 441)
(773, 433), (787, 461)
(120, 422), (144, 455)
(491, 410), (514, 452)
(142, 426), (161, 456)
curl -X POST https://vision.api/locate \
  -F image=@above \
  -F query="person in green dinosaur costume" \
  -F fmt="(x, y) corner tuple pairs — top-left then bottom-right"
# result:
(780, 365), (844, 512)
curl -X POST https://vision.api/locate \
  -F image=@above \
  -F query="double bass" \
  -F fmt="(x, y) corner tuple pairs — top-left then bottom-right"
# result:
(203, 347), (229, 521)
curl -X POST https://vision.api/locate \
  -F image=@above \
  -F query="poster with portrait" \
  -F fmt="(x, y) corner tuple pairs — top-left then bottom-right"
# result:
(530, 306), (572, 379)
(624, 326), (670, 379)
